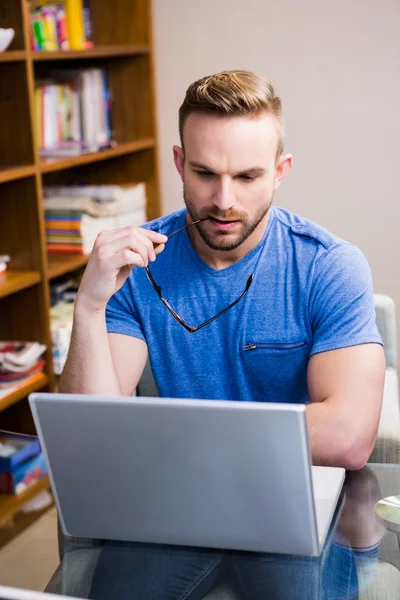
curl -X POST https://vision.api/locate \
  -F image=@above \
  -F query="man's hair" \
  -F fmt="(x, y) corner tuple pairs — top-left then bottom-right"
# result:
(179, 70), (284, 160)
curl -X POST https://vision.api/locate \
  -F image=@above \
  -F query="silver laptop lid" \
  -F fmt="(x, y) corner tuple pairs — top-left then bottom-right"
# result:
(29, 393), (320, 556)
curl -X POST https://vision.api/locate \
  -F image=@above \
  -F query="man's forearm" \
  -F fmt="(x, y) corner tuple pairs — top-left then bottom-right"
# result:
(58, 305), (121, 396)
(306, 400), (375, 471)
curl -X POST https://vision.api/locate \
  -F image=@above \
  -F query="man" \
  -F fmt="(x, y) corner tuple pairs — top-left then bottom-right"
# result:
(60, 69), (384, 470)
(59, 70), (385, 599)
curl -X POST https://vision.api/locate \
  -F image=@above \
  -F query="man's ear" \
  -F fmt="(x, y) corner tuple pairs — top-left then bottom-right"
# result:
(173, 145), (185, 180)
(274, 154), (293, 190)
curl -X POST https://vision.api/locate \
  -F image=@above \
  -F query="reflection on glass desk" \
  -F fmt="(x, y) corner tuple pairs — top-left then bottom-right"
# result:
(5, 464), (400, 600)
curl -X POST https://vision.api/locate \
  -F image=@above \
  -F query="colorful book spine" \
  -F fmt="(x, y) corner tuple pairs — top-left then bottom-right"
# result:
(47, 244), (84, 254)
(82, 0), (94, 48)
(30, 1), (92, 52)
(65, 0), (86, 50)
(42, 4), (58, 51)
(36, 68), (112, 156)
(31, 9), (46, 50)
(56, 4), (70, 50)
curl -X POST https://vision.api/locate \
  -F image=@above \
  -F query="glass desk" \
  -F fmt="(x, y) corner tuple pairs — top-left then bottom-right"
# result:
(1, 464), (400, 599)
(35, 463), (400, 599)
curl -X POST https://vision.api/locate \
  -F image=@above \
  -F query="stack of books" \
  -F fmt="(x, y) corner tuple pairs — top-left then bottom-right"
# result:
(0, 432), (47, 495)
(35, 68), (112, 157)
(29, 0), (93, 51)
(0, 342), (47, 400)
(44, 182), (147, 254)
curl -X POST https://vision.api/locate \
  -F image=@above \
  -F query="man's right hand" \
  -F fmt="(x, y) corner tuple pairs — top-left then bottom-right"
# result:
(75, 225), (168, 313)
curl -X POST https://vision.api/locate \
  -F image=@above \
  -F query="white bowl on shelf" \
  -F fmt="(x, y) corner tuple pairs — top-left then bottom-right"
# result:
(0, 28), (15, 52)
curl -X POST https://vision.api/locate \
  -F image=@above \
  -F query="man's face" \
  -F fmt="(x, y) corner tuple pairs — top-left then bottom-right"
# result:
(174, 113), (290, 253)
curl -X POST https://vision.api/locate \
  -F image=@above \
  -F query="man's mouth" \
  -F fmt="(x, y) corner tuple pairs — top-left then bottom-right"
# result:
(208, 217), (240, 230)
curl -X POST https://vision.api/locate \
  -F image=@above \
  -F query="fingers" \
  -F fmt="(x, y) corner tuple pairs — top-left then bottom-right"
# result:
(97, 225), (168, 246)
(154, 243), (165, 256)
(95, 227), (167, 270)
(109, 249), (147, 270)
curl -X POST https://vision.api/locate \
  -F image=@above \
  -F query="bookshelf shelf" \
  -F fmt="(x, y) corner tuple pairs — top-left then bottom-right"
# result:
(0, 474), (51, 528)
(0, 165), (36, 184)
(40, 138), (155, 173)
(47, 253), (90, 280)
(0, 271), (41, 300)
(32, 45), (150, 61)
(0, 51), (27, 63)
(0, 373), (49, 413)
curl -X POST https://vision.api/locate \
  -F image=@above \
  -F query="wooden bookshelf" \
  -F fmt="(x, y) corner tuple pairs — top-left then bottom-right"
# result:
(0, 373), (49, 413)
(0, 0), (161, 534)
(40, 138), (155, 173)
(0, 165), (36, 184)
(0, 475), (51, 528)
(47, 253), (89, 280)
(0, 271), (41, 299)
(0, 51), (26, 62)
(32, 44), (150, 61)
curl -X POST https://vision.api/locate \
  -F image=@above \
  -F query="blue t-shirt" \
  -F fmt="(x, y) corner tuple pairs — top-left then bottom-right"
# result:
(106, 207), (382, 403)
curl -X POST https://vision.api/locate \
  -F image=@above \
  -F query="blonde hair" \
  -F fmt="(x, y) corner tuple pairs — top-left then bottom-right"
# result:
(179, 70), (284, 159)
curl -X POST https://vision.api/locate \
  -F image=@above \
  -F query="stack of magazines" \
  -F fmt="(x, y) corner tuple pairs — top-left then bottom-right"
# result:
(0, 342), (47, 399)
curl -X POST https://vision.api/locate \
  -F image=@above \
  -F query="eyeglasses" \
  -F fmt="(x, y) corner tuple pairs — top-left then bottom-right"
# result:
(145, 218), (254, 333)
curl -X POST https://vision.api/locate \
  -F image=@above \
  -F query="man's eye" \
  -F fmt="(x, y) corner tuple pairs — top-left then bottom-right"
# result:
(239, 175), (256, 182)
(196, 171), (214, 178)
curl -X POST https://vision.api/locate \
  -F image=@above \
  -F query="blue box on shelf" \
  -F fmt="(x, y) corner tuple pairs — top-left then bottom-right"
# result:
(0, 452), (47, 494)
(0, 431), (41, 471)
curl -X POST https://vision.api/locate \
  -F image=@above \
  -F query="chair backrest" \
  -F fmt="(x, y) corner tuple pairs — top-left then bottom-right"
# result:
(136, 356), (158, 397)
(374, 294), (397, 369)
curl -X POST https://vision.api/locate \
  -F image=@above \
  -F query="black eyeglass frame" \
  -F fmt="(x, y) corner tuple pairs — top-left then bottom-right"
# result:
(145, 218), (254, 333)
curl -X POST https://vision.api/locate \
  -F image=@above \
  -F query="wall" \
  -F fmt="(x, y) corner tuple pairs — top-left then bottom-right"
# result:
(152, 0), (400, 363)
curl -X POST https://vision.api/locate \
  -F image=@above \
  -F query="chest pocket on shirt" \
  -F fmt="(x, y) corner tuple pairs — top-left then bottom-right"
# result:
(240, 339), (310, 403)
(243, 340), (307, 351)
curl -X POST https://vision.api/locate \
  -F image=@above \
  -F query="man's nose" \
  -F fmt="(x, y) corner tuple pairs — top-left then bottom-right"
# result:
(213, 178), (236, 212)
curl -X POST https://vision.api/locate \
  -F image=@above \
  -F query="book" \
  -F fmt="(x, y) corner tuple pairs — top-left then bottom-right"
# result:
(36, 68), (113, 153)
(55, 3), (70, 50)
(43, 182), (147, 216)
(82, 0), (94, 48)
(45, 207), (147, 254)
(65, 0), (86, 49)
(0, 360), (47, 382)
(0, 341), (47, 372)
(42, 4), (58, 51)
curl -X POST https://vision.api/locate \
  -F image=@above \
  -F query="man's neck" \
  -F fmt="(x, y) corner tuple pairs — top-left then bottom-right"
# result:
(187, 211), (270, 270)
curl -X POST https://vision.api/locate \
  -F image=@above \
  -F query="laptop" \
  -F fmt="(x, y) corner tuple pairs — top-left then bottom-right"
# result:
(0, 585), (80, 600)
(29, 393), (345, 557)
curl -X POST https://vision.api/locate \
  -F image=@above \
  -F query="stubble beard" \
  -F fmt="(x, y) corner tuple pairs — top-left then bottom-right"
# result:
(183, 186), (273, 252)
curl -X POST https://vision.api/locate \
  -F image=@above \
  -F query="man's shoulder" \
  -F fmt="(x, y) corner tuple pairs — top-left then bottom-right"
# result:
(273, 206), (345, 251)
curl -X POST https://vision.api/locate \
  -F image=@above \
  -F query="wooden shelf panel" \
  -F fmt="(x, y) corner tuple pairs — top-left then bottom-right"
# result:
(0, 373), (49, 413)
(0, 165), (36, 184)
(40, 138), (155, 173)
(0, 51), (26, 62)
(0, 271), (41, 300)
(48, 253), (89, 279)
(0, 475), (51, 528)
(32, 45), (150, 61)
